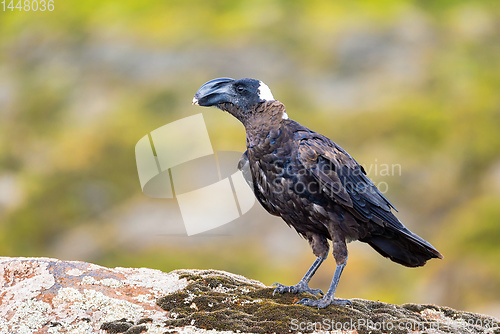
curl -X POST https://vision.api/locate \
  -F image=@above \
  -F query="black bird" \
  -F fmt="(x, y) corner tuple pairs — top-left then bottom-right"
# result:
(192, 77), (443, 308)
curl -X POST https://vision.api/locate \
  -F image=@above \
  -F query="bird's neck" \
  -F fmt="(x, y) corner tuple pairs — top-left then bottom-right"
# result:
(244, 101), (289, 149)
(219, 101), (290, 148)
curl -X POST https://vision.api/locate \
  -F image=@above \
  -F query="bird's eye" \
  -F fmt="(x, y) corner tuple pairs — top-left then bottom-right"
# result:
(237, 85), (245, 93)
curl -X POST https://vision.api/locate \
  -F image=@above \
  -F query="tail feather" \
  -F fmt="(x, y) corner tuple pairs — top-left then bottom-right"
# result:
(363, 229), (443, 267)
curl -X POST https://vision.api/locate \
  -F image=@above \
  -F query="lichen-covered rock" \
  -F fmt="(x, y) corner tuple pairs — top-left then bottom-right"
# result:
(1, 257), (499, 334)
(0, 257), (187, 333)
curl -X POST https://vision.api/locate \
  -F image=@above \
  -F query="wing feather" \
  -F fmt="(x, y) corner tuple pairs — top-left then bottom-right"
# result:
(238, 151), (278, 216)
(297, 136), (404, 230)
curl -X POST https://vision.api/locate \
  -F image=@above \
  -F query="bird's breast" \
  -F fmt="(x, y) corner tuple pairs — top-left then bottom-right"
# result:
(249, 148), (319, 207)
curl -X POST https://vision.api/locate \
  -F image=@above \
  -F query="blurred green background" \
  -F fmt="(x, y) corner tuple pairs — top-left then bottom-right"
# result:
(1, 0), (500, 319)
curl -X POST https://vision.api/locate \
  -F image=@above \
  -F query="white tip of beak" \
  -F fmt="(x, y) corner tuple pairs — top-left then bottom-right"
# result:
(192, 97), (199, 105)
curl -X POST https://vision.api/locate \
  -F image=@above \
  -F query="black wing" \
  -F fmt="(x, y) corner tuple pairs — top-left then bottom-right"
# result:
(298, 136), (401, 223)
(297, 135), (443, 265)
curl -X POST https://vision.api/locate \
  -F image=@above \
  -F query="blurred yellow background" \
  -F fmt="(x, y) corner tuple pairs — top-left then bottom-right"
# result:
(1, 0), (500, 319)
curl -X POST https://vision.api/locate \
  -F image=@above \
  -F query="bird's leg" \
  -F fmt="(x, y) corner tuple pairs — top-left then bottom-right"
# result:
(272, 256), (326, 296)
(297, 256), (351, 308)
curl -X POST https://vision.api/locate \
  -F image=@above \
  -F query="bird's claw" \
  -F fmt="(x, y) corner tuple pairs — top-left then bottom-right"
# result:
(271, 283), (285, 296)
(296, 297), (352, 309)
(271, 281), (323, 296)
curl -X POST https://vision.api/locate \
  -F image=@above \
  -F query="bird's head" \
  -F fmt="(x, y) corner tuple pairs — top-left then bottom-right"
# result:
(192, 77), (279, 123)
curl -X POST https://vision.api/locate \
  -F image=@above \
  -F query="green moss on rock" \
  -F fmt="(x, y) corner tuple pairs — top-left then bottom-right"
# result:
(154, 270), (500, 334)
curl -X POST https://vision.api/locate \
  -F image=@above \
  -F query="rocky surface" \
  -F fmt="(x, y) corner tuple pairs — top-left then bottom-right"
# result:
(0, 257), (499, 334)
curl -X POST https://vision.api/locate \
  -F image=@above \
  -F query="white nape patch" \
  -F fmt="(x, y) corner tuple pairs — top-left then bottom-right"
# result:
(282, 112), (289, 120)
(258, 81), (274, 101)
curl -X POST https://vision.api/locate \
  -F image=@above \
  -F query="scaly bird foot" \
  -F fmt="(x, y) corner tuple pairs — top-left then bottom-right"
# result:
(296, 296), (352, 309)
(271, 281), (323, 296)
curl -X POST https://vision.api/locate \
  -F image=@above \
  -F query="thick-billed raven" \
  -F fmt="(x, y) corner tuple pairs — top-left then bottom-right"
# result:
(192, 77), (443, 308)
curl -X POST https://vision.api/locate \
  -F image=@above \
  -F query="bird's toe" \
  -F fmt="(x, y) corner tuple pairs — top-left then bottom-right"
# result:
(296, 297), (351, 309)
(271, 282), (323, 296)
(296, 297), (324, 308)
(290, 284), (323, 295)
(271, 283), (290, 296)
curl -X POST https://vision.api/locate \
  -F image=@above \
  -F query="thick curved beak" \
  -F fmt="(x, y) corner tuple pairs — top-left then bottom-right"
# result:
(192, 77), (234, 107)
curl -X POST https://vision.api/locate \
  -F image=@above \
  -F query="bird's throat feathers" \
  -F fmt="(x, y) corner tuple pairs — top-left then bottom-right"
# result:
(219, 101), (289, 147)
(219, 100), (288, 128)
(218, 101), (289, 148)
